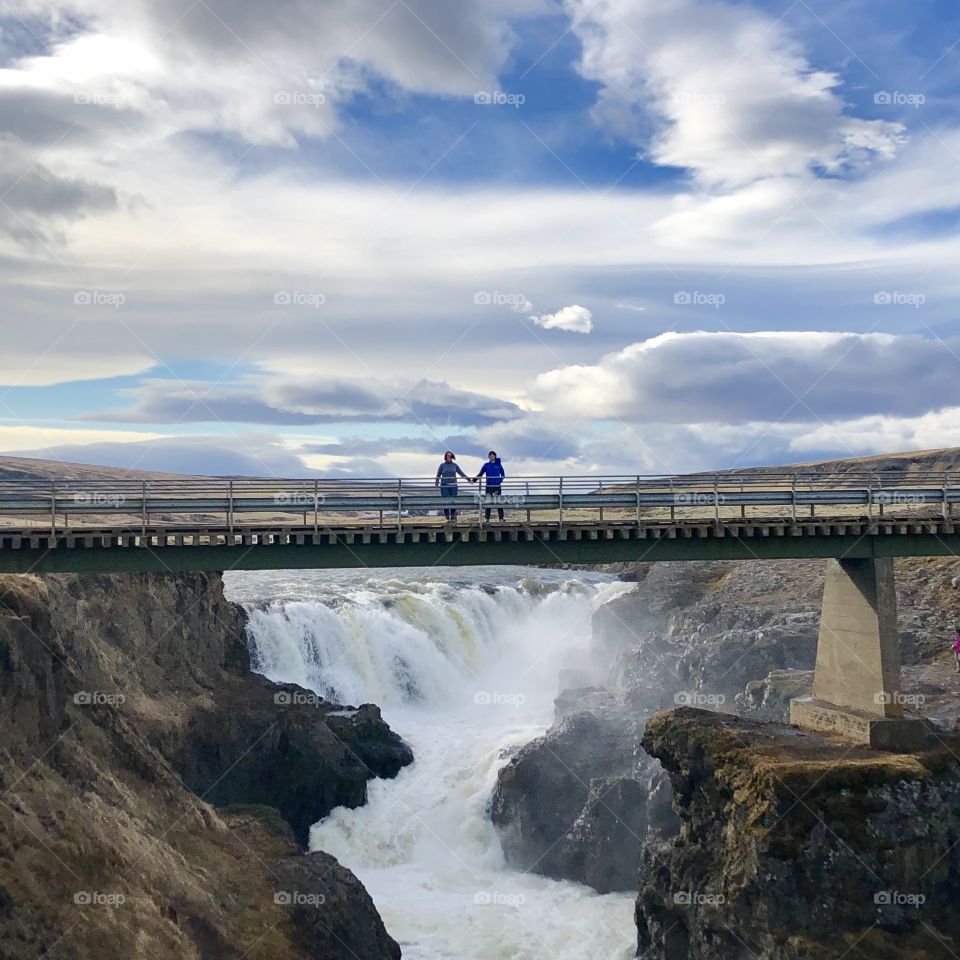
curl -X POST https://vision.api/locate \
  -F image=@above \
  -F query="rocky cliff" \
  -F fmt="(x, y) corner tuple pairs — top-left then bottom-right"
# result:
(595, 555), (960, 707)
(493, 554), (960, 905)
(490, 687), (677, 893)
(638, 708), (960, 960)
(0, 571), (412, 960)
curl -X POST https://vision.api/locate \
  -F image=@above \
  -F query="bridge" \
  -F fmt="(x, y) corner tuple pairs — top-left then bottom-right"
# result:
(0, 471), (958, 573)
(0, 469), (955, 750)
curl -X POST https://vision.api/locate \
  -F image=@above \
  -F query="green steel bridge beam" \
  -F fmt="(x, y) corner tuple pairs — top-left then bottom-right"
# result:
(0, 528), (958, 574)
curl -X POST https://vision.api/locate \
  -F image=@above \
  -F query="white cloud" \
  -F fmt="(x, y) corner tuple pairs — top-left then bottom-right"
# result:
(1, 0), (960, 480)
(0, 0), (517, 147)
(5, 432), (319, 476)
(86, 375), (524, 427)
(0, 353), (154, 387)
(565, 0), (906, 189)
(0, 424), (161, 451)
(532, 331), (960, 424)
(788, 408), (960, 457)
(530, 304), (593, 333)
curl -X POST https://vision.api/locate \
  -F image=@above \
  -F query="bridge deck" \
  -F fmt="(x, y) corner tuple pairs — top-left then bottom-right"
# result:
(0, 515), (958, 573)
(0, 471), (958, 572)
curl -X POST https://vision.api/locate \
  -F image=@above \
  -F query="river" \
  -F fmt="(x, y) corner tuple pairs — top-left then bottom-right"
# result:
(225, 566), (637, 960)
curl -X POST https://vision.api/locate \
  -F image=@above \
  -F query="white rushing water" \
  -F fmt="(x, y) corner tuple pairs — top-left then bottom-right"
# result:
(226, 566), (638, 960)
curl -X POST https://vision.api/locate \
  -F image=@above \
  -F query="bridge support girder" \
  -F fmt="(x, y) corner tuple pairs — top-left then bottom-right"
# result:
(790, 558), (928, 751)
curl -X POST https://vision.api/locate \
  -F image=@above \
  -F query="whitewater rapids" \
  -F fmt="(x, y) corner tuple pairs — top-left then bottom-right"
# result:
(227, 566), (637, 960)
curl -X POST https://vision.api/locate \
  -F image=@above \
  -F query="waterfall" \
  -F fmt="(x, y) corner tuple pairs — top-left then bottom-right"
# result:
(230, 567), (637, 960)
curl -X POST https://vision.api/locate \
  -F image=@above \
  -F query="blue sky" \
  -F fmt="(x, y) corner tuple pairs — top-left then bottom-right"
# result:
(1, 0), (960, 477)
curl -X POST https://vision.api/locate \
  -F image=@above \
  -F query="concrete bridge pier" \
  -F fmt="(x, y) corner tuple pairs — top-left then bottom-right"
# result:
(790, 558), (928, 751)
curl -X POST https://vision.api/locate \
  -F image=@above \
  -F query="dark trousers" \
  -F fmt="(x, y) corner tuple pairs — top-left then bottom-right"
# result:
(440, 484), (458, 519)
(485, 484), (504, 520)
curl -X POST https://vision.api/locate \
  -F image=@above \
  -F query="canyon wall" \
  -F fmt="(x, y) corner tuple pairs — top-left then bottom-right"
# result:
(0, 571), (411, 960)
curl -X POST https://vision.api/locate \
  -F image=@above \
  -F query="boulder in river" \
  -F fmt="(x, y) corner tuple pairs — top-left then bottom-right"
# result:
(491, 689), (678, 893)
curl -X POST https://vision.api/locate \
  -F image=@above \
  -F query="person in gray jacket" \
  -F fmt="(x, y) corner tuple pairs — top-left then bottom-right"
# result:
(435, 450), (469, 521)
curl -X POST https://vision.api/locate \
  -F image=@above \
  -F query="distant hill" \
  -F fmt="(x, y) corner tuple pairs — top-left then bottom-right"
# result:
(0, 456), (200, 482)
(726, 448), (960, 477)
(2, 448), (960, 483)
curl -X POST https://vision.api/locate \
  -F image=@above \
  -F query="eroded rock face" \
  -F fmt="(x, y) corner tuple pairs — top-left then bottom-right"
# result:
(491, 689), (678, 893)
(593, 561), (822, 707)
(172, 680), (412, 847)
(637, 707), (960, 960)
(272, 850), (402, 960)
(736, 668), (814, 722)
(0, 572), (409, 960)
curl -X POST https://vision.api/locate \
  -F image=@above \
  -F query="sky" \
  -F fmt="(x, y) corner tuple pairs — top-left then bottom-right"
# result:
(1, 0), (960, 478)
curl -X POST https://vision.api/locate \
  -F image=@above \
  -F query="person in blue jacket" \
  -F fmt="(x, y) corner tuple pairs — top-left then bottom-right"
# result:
(435, 450), (468, 521)
(474, 451), (506, 521)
